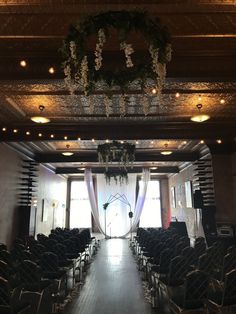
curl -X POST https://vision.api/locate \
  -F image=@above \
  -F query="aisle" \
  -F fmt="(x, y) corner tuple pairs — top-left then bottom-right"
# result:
(65, 238), (156, 314)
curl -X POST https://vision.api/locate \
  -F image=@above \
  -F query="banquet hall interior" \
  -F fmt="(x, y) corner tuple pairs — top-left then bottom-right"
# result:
(0, 1), (236, 313)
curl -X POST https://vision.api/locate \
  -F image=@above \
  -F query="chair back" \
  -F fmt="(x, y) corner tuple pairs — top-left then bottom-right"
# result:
(40, 252), (59, 272)
(18, 260), (41, 291)
(0, 277), (10, 306)
(182, 247), (197, 267)
(223, 269), (236, 306)
(221, 253), (236, 281)
(0, 261), (10, 281)
(159, 248), (173, 273)
(168, 255), (189, 286)
(184, 270), (209, 309)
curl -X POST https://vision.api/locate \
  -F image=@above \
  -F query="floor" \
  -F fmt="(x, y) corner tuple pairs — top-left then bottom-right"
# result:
(65, 238), (158, 314)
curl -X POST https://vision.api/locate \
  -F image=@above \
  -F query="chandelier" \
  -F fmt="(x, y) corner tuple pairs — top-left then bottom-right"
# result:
(97, 140), (135, 184)
(62, 11), (172, 114)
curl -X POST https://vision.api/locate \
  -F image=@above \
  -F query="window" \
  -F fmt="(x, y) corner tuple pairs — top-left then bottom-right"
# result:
(70, 180), (92, 228)
(139, 180), (162, 228)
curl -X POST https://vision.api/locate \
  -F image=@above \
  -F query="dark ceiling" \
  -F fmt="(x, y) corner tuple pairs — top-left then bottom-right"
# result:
(0, 0), (235, 175)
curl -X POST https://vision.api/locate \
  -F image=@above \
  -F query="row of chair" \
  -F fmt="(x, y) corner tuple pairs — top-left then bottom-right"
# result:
(0, 228), (99, 314)
(132, 227), (236, 313)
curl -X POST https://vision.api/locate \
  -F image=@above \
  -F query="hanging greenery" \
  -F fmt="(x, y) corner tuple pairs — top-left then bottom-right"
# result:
(62, 10), (172, 96)
(97, 140), (135, 170)
(104, 169), (129, 185)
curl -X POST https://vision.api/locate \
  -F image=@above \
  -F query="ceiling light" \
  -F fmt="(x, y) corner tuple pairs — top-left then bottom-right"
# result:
(77, 137), (81, 141)
(198, 95), (202, 101)
(217, 139), (222, 144)
(151, 140), (154, 144)
(13, 129), (18, 133)
(64, 136), (68, 140)
(50, 134), (54, 138)
(175, 92), (180, 98)
(120, 140), (124, 144)
(48, 67), (55, 74)
(151, 87), (157, 95)
(2, 127), (6, 131)
(62, 144), (74, 156)
(26, 131), (30, 135)
(200, 140), (205, 144)
(31, 105), (50, 123)
(183, 141), (187, 144)
(78, 167), (85, 171)
(38, 133), (42, 137)
(161, 143), (173, 155)
(20, 60), (27, 67)
(105, 139), (109, 143)
(92, 138), (95, 142)
(151, 167), (157, 170)
(135, 140), (139, 144)
(220, 99), (225, 104)
(190, 104), (210, 123)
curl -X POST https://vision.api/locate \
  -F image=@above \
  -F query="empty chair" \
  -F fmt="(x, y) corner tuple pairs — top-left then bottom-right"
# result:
(207, 269), (236, 313)
(169, 270), (209, 313)
(0, 276), (30, 313)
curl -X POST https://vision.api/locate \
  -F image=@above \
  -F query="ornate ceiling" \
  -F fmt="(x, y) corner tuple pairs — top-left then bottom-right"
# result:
(0, 0), (235, 175)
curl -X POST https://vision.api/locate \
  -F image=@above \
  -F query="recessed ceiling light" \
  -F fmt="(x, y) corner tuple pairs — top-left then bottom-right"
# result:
(77, 137), (81, 141)
(120, 140), (124, 144)
(20, 60), (27, 67)
(38, 133), (42, 137)
(78, 167), (85, 171)
(2, 127), (6, 131)
(198, 96), (202, 101)
(31, 105), (50, 123)
(151, 140), (154, 144)
(50, 134), (54, 138)
(151, 87), (157, 95)
(92, 138), (95, 142)
(48, 67), (55, 74)
(183, 141), (187, 144)
(220, 99), (225, 104)
(26, 131), (30, 135)
(200, 140), (205, 144)
(105, 139), (109, 143)
(13, 129), (18, 133)
(175, 92), (180, 98)
(64, 136), (68, 140)
(150, 167), (157, 170)
(135, 140), (139, 144)
(217, 139), (222, 144)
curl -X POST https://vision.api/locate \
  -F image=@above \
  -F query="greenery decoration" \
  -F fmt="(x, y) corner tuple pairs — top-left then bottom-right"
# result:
(62, 10), (172, 96)
(104, 169), (129, 185)
(97, 140), (135, 169)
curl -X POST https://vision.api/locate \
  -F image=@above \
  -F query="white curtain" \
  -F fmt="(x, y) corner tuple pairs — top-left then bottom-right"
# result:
(84, 168), (150, 238)
(84, 169), (105, 235)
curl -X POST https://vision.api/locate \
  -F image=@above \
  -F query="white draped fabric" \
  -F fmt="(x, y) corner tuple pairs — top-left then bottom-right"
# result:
(84, 168), (150, 238)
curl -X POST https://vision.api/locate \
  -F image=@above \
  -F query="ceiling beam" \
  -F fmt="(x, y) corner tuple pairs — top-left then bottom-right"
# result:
(55, 166), (179, 175)
(0, 122), (235, 141)
(35, 151), (199, 163)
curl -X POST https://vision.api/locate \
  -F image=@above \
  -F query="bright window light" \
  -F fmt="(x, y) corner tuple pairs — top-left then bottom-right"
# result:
(139, 180), (162, 228)
(70, 181), (92, 228)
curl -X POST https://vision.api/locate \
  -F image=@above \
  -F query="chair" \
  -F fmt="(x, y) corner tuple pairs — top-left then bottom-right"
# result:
(0, 276), (31, 314)
(207, 269), (236, 313)
(169, 270), (209, 313)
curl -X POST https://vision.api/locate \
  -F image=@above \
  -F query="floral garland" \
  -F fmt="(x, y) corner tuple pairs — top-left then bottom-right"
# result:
(62, 11), (171, 96)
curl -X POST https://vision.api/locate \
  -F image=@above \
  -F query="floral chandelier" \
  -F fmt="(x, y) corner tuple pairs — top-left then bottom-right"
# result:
(62, 11), (172, 116)
(97, 140), (135, 184)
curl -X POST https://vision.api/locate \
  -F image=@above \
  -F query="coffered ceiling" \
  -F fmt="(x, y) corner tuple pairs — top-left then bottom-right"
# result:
(0, 0), (235, 175)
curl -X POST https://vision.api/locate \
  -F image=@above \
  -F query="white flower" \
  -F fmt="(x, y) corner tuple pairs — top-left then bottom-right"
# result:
(80, 56), (89, 94)
(120, 41), (134, 68)
(70, 41), (77, 61)
(95, 28), (106, 71)
(165, 44), (172, 62)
